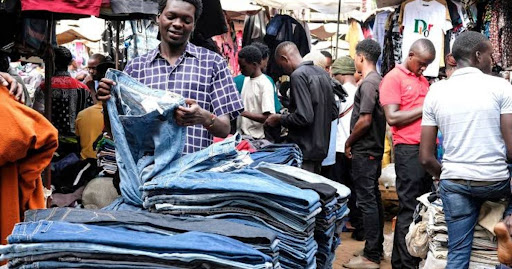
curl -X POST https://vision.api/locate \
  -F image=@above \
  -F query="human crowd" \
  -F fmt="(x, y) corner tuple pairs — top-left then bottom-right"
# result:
(2, 0), (512, 269)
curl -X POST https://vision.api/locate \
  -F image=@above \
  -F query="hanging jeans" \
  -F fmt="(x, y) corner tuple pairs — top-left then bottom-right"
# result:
(105, 69), (186, 206)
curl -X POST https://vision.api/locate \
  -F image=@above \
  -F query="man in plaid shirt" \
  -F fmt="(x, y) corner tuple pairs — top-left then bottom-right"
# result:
(97, 0), (243, 154)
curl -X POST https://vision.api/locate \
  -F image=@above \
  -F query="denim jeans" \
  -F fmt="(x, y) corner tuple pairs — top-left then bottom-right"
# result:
(351, 154), (384, 263)
(6, 220), (271, 266)
(249, 144), (303, 168)
(24, 208), (277, 246)
(1, 242), (271, 269)
(439, 179), (511, 269)
(143, 169), (321, 210)
(105, 69), (186, 206)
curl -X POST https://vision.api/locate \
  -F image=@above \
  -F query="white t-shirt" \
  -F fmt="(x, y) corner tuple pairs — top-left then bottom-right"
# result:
(336, 82), (358, 153)
(239, 75), (276, 139)
(422, 67), (512, 181)
(401, 0), (452, 77)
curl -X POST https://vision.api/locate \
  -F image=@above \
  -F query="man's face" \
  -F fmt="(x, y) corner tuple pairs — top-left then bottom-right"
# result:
(407, 51), (435, 76)
(276, 55), (293, 76)
(87, 58), (100, 78)
(325, 57), (333, 74)
(239, 58), (258, 77)
(476, 42), (493, 75)
(354, 53), (363, 73)
(158, 0), (196, 47)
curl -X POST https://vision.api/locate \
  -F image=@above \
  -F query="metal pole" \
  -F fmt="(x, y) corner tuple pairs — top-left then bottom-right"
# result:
(43, 16), (55, 202)
(335, 0), (342, 59)
(115, 21), (120, 70)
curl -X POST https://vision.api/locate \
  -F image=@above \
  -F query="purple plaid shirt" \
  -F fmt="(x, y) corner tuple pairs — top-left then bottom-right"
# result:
(124, 42), (243, 154)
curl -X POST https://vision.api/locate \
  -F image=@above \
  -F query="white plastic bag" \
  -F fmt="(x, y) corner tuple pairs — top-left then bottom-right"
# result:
(379, 163), (396, 187)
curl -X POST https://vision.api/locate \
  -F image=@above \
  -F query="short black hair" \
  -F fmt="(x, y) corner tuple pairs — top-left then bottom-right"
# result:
(252, 42), (270, 59)
(90, 53), (106, 64)
(452, 31), (490, 62)
(320, 51), (333, 60)
(158, 0), (203, 22)
(238, 46), (262, 64)
(355, 39), (381, 63)
(54, 46), (73, 71)
(275, 41), (297, 58)
(410, 38), (436, 57)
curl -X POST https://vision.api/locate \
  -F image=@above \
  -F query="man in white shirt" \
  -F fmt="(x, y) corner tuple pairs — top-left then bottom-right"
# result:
(420, 31), (512, 269)
(331, 56), (364, 241)
(237, 45), (276, 139)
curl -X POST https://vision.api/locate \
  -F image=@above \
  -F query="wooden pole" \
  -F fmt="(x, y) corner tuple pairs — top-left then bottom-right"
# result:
(43, 16), (55, 203)
(335, 0), (342, 59)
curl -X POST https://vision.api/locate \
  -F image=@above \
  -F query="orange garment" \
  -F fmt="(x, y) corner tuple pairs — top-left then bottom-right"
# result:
(0, 86), (58, 247)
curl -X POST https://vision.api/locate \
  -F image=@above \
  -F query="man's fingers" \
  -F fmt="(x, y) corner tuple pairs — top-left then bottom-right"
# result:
(100, 78), (115, 85)
(15, 85), (24, 103)
(185, 98), (197, 106)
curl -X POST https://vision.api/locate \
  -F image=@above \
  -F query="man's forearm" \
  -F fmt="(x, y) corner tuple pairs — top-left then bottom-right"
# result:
(422, 156), (442, 179)
(242, 111), (270, 124)
(384, 106), (423, 127)
(205, 114), (231, 138)
(346, 117), (371, 147)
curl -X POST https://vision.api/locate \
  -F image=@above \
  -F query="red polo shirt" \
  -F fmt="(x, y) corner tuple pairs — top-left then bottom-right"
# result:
(379, 64), (429, 145)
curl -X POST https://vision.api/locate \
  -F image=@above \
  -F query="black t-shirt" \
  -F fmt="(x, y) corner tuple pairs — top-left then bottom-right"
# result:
(350, 71), (386, 158)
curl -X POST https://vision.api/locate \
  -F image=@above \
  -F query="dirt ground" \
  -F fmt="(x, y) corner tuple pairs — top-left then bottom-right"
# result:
(333, 222), (394, 269)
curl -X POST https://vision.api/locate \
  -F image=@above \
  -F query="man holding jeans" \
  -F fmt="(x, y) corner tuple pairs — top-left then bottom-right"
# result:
(420, 31), (512, 269)
(380, 38), (436, 269)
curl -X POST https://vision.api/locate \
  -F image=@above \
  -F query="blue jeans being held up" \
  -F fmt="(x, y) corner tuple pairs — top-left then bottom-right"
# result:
(439, 179), (511, 269)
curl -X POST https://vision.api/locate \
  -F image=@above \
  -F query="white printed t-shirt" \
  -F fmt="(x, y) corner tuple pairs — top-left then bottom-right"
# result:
(239, 75), (276, 139)
(401, 0), (452, 77)
(422, 67), (512, 181)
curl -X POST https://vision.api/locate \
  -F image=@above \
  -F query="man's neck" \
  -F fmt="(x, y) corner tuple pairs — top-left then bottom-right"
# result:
(344, 76), (356, 86)
(251, 69), (263, 79)
(361, 63), (377, 78)
(160, 42), (188, 63)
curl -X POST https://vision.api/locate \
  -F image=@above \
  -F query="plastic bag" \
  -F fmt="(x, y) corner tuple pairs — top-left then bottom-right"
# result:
(379, 163), (396, 187)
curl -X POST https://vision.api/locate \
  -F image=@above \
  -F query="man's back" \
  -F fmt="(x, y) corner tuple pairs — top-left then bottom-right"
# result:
(76, 103), (104, 159)
(282, 61), (337, 161)
(423, 67), (512, 181)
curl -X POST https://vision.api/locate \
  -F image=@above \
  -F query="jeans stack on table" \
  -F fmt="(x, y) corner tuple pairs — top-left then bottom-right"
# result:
(0, 218), (273, 269)
(255, 162), (351, 269)
(143, 168), (322, 269)
(249, 143), (303, 167)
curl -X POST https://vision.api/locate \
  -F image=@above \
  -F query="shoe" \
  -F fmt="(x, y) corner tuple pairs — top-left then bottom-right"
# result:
(343, 256), (380, 269)
(353, 249), (385, 260)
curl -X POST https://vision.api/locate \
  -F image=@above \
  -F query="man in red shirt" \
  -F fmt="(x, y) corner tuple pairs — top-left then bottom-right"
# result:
(379, 39), (436, 269)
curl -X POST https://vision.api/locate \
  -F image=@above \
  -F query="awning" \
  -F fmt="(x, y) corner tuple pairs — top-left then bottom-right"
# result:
(309, 23), (348, 40)
(56, 17), (105, 45)
(253, 0), (361, 14)
(221, 0), (262, 13)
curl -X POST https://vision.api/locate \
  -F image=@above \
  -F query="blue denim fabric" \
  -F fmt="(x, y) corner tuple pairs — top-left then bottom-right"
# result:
(321, 120), (337, 166)
(143, 169), (320, 210)
(0, 242), (271, 269)
(6, 220), (271, 266)
(16, 261), (179, 269)
(105, 69), (186, 206)
(249, 144), (303, 168)
(439, 179), (511, 269)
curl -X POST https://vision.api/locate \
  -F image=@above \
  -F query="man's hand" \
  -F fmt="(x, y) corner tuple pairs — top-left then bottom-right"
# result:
(264, 114), (282, 127)
(175, 99), (210, 127)
(0, 72), (24, 104)
(345, 143), (352, 159)
(97, 78), (115, 102)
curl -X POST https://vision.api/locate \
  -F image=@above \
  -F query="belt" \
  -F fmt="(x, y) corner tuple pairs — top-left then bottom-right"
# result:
(448, 179), (505, 187)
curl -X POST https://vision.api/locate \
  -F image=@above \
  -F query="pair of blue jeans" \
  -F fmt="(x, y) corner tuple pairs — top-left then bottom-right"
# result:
(105, 69), (186, 206)
(5, 220), (272, 267)
(439, 179), (511, 269)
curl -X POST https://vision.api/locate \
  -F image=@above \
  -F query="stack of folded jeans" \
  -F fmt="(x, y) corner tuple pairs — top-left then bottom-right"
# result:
(255, 162), (351, 269)
(249, 143), (303, 167)
(96, 135), (117, 176)
(143, 168), (322, 269)
(0, 218), (273, 269)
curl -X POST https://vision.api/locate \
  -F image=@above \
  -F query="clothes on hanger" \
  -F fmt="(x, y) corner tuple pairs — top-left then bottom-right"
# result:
(345, 19), (364, 59)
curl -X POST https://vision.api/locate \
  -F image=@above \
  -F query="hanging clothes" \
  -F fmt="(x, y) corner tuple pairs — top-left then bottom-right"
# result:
(381, 8), (399, 76)
(345, 19), (365, 59)
(264, 14), (311, 82)
(242, 10), (268, 47)
(21, 0), (102, 17)
(108, 0), (158, 15)
(401, 0), (452, 77)
(124, 19), (159, 61)
(373, 11), (392, 74)
(0, 86), (58, 246)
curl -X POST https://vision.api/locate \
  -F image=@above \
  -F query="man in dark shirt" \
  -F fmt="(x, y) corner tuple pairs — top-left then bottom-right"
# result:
(343, 39), (386, 269)
(265, 41), (337, 174)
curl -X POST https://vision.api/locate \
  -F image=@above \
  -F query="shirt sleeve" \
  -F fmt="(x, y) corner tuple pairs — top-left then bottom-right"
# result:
(281, 73), (315, 128)
(359, 81), (379, 114)
(260, 80), (276, 114)
(422, 89), (437, 126)
(500, 83), (512, 114)
(209, 59), (244, 120)
(379, 72), (402, 106)
(123, 59), (134, 76)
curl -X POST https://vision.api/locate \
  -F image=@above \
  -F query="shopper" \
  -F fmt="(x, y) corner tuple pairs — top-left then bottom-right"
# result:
(420, 31), (512, 269)
(97, 0), (243, 154)
(84, 53), (107, 91)
(320, 50), (333, 73)
(331, 56), (365, 241)
(265, 41), (337, 174)
(343, 39), (385, 269)
(380, 38), (436, 269)
(237, 45), (275, 139)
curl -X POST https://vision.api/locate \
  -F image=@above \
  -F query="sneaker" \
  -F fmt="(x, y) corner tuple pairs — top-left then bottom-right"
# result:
(343, 256), (380, 269)
(353, 249), (385, 260)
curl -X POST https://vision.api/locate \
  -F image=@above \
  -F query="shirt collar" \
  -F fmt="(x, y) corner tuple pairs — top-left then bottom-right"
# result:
(149, 42), (199, 62)
(396, 64), (416, 76)
(299, 61), (314, 67)
(450, 67), (483, 78)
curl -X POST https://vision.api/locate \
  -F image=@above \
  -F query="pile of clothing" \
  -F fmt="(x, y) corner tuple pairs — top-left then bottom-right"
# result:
(408, 193), (503, 269)
(249, 143), (303, 168)
(96, 135), (117, 176)
(0, 208), (274, 269)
